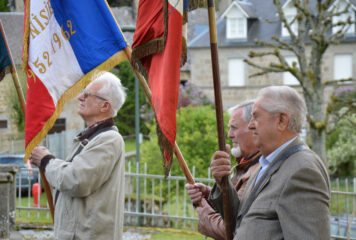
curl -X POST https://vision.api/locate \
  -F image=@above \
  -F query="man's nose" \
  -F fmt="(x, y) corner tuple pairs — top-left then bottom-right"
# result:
(227, 129), (234, 139)
(248, 120), (254, 130)
(77, 92), (84, 101)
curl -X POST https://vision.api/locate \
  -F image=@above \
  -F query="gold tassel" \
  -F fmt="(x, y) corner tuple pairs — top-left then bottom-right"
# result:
(181, 37), (187, 67)
(183, 10), (188, 24)
(163, 0), (168, 47)
(131, 38), (165, 61)
(156, 122), (174, 177)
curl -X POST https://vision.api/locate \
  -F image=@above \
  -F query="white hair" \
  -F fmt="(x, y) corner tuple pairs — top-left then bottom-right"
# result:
(257, 86), (306, 133)
(94, 72), (127, 117)
(228, 100), (255, 123)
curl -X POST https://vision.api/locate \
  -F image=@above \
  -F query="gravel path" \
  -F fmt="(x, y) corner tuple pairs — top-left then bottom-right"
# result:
(13, 228), (152, 240)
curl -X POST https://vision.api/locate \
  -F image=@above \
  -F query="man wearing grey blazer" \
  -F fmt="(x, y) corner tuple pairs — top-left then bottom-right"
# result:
(209, 86), (330, 240)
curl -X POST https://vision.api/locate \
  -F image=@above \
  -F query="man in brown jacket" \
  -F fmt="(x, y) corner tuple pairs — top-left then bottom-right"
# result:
(185, 101), (260, 240)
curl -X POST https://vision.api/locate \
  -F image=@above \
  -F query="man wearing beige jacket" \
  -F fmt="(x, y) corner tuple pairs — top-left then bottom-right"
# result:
(30, 72), (126, 240)
(185, 101), (260, 240)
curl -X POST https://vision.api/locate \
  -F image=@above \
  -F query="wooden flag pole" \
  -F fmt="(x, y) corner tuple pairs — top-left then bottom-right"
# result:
(206, 1), (233, 239)
(0, 20), (55, 221)
(124, 47), (195, 184)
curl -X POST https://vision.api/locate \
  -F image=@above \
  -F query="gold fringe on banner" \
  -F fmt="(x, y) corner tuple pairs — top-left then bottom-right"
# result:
(183, 10), (188, 24)
(132, 38), (165, 62)
(163, 0), (168, 47)
(156, 122), (174, 177)
(24, 51), (127, 160)
(181, 36), (187, 66)
(22, 0), (31, 74)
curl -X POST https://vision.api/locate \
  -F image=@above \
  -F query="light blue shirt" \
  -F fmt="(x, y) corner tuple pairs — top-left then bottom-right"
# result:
(254, 136), (297, 186)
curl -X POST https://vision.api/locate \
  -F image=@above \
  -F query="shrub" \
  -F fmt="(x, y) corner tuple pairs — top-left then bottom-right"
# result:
(326, 86), (356, 176)
(140, 105), (229, 178)
(113, 61), (150, 136)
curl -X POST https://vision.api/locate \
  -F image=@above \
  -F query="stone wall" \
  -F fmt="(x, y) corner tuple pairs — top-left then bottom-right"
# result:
(189, 43), (356, 109)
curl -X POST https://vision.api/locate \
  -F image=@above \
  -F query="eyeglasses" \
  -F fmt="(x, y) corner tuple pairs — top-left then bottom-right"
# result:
(81, 89), (108, 101)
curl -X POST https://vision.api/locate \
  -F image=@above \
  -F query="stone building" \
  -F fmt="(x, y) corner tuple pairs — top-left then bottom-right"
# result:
(187, 0), (356, 108)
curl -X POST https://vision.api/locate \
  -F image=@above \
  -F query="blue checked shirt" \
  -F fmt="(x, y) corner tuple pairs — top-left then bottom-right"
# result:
(254, 136), (297, 186)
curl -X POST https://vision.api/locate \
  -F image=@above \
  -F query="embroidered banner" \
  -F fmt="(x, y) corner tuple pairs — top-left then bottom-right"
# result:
(22, 0), (128, 159)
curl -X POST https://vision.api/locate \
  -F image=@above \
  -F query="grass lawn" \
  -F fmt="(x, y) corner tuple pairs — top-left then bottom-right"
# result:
(330, 179), (355, 215)
(16, 195), (52, 224)
(125, 139), (137, 152)
(126, 227), (212, 240)
(150, 231), (209, 240)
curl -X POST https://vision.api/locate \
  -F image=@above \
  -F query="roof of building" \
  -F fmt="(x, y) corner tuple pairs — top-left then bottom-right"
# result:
(221, 0), (257, 18)
(0, 12), (24, 65)
(181, 8), (212, 71)
(188, 0), (356, 48)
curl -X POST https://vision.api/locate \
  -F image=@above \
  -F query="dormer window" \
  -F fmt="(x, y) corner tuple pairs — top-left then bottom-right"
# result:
(227, 17), (247, 39)
(222, 1), (255, 40)
(332, 0), (355, 35)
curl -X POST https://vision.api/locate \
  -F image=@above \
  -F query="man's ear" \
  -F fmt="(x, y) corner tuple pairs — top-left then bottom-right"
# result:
(100, 101), (111, 113)
(277, 112), (289, 131)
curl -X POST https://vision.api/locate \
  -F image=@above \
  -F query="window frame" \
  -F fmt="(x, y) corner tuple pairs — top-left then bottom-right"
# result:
(228, 58), (245, 87)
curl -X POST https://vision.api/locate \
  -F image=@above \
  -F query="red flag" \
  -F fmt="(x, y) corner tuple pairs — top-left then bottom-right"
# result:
(132, 0), (185, 176)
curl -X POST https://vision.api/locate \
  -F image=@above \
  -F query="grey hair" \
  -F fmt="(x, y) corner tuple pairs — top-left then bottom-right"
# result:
(257, 86), (306, 133)
(94, 72), (127, 117)
(228, 100), (255, 123)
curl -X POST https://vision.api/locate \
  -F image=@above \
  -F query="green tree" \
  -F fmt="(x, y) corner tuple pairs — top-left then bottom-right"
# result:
(113, 61), (150, 136)
(0, 0), (8, 12)
(326, 86), (356, 176)
(140, 105), (229, 178)
(6, 76), (26, 131)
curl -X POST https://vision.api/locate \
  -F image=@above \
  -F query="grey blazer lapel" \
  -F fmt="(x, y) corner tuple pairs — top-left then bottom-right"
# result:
(236, 137), (307, 224)
(253, 137), (305, 194)
(239, 165), (260, 207)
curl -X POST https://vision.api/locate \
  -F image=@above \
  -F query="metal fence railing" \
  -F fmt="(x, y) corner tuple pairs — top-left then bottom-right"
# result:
(14, 159), (356, 239)
(330, 178), (356, 239)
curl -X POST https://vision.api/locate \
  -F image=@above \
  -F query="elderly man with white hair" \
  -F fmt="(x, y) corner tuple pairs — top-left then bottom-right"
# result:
(209, 86), (330, 240)
(30, 72), (126, 240)
(185, 101), (261, 240)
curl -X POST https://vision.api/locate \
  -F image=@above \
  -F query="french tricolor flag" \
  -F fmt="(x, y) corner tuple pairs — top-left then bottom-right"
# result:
(22, 0), (128, 159)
